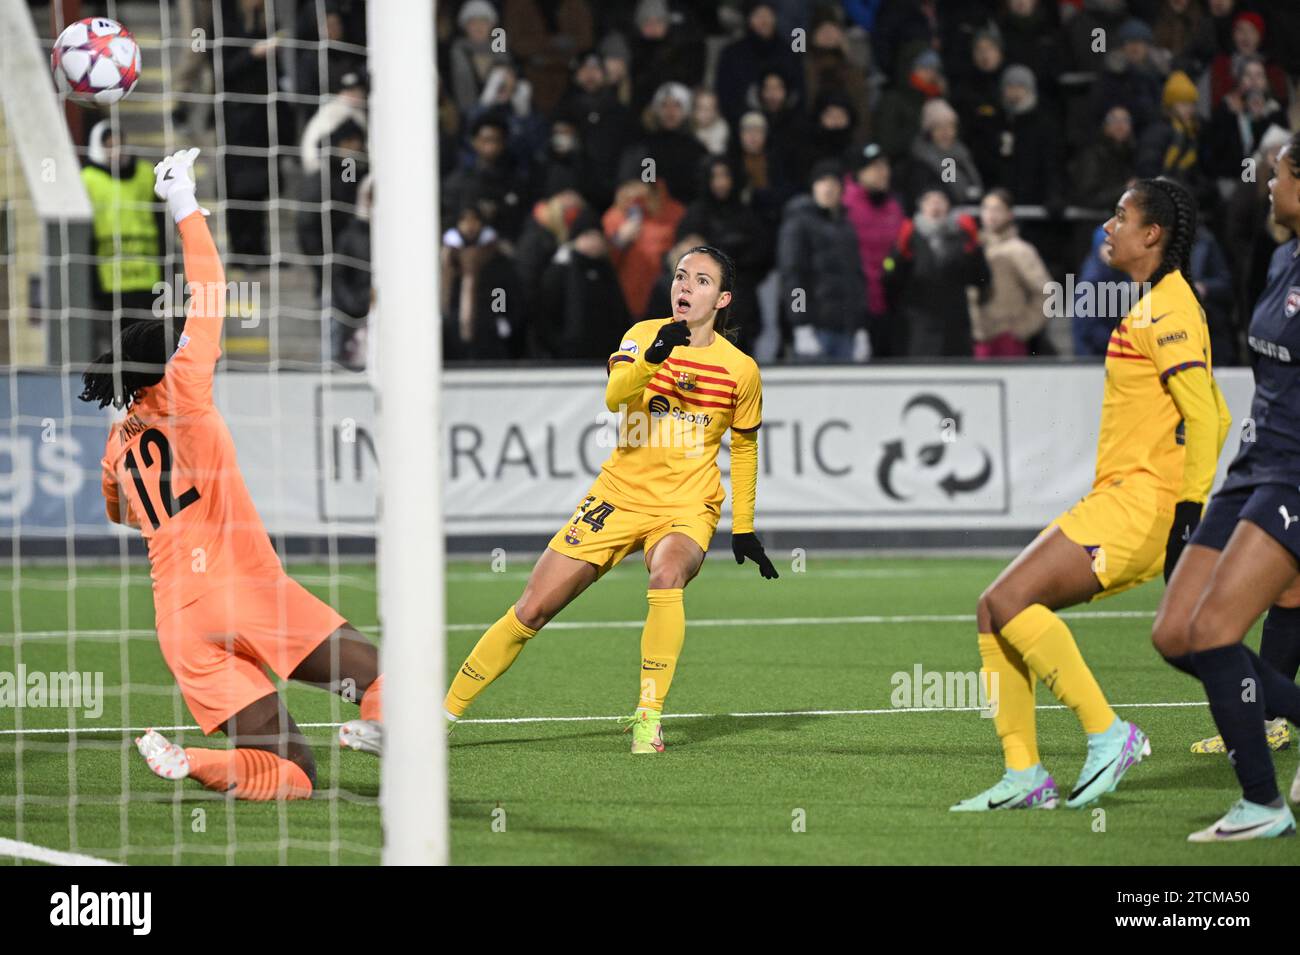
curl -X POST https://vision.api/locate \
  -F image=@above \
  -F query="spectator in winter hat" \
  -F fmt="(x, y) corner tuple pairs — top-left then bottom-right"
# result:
(617, 81), (708, 205)
(997, 63), (1061, 205)
(1090, 18), (1165, 134)
(842, 142), (906, 357)
(1204, 11), (1290, 113)
(448, 0), (510, 116)
(875, 47), (947, 160)
(902, 97), (984, 209)
(1136, 70), (1203, 191)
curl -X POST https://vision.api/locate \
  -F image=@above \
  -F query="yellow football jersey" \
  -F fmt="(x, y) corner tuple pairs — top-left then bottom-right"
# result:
(598, 318), (762, 516)
(1094, 270), (1221, 494)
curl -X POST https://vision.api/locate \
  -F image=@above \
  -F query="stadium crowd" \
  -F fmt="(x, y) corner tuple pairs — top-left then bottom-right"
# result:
(85, 0), (1300, 367)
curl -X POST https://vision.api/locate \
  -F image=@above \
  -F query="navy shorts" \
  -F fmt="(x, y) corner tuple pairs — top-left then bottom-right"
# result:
(1191, 482), (1300, 563)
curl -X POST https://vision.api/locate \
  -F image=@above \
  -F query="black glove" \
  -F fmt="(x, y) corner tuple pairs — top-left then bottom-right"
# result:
(1163, 500), (1202, 582)
(733, 532), (779, 579)
(645, 320), (691, 364)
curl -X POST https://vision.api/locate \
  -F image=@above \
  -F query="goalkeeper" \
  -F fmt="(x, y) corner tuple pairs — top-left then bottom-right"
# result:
(79, 149), (385, 800)
(444, 245), (778, 754)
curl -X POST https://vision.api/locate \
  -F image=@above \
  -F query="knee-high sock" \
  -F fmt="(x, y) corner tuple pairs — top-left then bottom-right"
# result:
(1001, 604), (1115, 734)
(638, 589), (685, 712)
(978, 632), (1039, 771)
(1195, 644), (1279, 804)
(444, 606), (537, 717)
(185, 748), (313, 800)
(1161, 652), (1198, 677)
(1241, 645), (1300, 724)
(1260, 605), (1300, 721)
(360, 674), (383, 721)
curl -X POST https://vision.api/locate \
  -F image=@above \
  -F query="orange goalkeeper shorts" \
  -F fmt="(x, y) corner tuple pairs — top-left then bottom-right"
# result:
(156, 574), (345, 734)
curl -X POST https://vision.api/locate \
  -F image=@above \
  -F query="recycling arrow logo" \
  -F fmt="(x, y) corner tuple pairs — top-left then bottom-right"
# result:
(877, 393), (993, 502)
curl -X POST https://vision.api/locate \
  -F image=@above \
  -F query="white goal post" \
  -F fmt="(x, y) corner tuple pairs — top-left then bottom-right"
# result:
(368, 1), (446, 865)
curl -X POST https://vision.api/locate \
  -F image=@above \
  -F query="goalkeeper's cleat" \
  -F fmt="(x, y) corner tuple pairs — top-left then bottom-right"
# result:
(135, 728), (190, 781)
(619, 708), (665, 754)
(1187, 798), (1296, 843)
(1065, 718), (1150, 808)
(1192, 718), (1290, 755)
(338, 719), (383, 756)
(444, 708), (458, 736)
(949, 765), (1058, 811)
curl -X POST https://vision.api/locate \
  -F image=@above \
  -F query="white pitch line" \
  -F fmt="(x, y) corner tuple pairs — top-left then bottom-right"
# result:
(0, 699), (1207, 736)
(0, 608), (1156, 642)
(0, 837), (122, 866)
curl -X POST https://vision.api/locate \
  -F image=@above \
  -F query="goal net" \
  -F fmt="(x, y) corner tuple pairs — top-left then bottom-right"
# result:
(1, 0), (443, 866)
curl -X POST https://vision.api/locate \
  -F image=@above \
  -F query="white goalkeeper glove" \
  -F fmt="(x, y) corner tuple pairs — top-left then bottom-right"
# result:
(153, 147), (209, 223)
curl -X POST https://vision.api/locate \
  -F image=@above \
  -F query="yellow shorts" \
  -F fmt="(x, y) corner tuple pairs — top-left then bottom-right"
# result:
(1049, 479), (1174, 599)
(546, 487), (719, 576)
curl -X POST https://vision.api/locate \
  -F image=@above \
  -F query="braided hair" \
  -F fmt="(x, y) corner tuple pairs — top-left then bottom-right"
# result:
(78, 319), (180, 409)
(1129, 177), (1198, 293)
(677, 244), (739, 342)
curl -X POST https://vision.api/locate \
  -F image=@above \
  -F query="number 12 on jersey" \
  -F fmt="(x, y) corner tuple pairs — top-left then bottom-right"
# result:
(124, 428), (200, 530)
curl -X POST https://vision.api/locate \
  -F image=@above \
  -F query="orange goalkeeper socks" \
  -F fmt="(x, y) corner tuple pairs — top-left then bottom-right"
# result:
(184, 747), (313, 800)
(360, 674), (383, 721)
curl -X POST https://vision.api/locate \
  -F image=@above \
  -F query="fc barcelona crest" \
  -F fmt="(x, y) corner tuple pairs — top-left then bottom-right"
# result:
(564, 523), (584, 545)
(1286, 286), (1300, 318)
(675, 370), (696, 391)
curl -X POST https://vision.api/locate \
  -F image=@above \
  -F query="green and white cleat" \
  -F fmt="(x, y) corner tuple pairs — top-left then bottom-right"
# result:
(619, 708), (665, 754)
(1188, 798), (1296, 842)
(1192, 718), (1290, 755)
(1065, 718), (1150, 808)
(950, 765), (1058, 811)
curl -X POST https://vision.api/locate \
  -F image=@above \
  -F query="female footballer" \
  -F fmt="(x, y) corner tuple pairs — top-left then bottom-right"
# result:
(1152, 135), (1300, 841)
(80, 149), (384, 800)
(953, 178), (1232, 812)
(443, 245), (777, 754)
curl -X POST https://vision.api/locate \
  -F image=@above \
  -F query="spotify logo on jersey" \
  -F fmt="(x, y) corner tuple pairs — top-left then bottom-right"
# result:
(648, 395), (671, 417)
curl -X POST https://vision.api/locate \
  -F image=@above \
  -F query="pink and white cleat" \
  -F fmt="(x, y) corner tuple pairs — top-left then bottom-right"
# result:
(134, 728), (191, 781)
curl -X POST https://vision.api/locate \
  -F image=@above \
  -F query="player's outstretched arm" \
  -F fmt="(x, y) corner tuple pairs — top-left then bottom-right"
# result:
(154, 148), (225, 398)
(730, 427), (777, 579)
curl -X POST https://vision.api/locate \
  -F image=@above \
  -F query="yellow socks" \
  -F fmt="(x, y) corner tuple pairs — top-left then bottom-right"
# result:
(1001, 604), (1115, 735)
(978, 632), (1039, 771)
(638, 589), (685, 711)
(444, 605), (537, 717)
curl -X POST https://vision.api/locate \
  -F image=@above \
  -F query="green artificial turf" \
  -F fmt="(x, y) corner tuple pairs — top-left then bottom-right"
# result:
(0, 556), (1293, 864)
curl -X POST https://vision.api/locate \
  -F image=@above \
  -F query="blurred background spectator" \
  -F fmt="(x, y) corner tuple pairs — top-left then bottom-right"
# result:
(778, 161), (869, 362)
(145, 0), (1300, 368)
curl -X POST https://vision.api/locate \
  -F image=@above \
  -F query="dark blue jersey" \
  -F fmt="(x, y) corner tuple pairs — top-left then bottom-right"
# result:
(1223, 237), (1300, 491)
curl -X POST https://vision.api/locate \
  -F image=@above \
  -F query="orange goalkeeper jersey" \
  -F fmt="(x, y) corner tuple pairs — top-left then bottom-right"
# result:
(100, 212), (282, 621)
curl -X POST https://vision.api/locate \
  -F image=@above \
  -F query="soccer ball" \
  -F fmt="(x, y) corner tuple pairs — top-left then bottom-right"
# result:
(51, 17), (141, 107)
